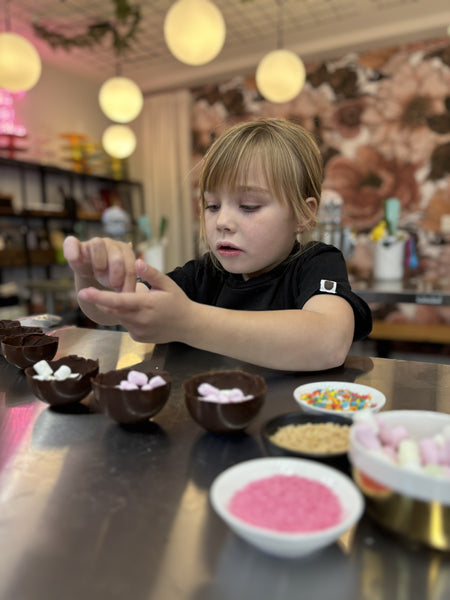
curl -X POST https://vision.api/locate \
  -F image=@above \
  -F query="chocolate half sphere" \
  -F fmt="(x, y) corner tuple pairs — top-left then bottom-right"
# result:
(183, 370), (267, 435)
(92, 368), (171, 424)
(25, 355), (99, 405)
(1, 333), (58, 369)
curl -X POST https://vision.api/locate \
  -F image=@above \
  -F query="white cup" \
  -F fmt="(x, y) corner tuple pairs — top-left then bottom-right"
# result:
(373, 232), (408, 281)
(144, 242), (165, 272)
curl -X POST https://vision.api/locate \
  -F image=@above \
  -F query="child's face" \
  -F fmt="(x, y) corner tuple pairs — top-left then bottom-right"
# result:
(203, 161), (298, 279)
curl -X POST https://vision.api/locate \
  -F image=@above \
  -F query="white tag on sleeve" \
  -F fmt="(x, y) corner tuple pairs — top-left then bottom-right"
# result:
(320, 279), (337, 294)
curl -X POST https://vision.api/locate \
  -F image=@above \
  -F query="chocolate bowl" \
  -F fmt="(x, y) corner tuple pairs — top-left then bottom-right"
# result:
(25, 355), (99, 406)
(183, 370), (267, 435)
(0, 325), (44, 354)
(1, 333), (58, 369)
(91, 368), (171, 425)
(0, 319), (20, 330)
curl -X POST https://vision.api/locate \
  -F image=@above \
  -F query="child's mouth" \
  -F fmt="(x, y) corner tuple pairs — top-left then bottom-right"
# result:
(217, 244), (242, 257)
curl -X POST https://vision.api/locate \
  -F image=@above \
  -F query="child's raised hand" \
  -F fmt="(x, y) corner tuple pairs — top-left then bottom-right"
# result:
(63, 235), (137, 293)
(76, 258), (194, 344)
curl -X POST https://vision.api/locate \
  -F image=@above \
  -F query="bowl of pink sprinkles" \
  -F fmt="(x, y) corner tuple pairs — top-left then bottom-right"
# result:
(210, 457), (364, 558)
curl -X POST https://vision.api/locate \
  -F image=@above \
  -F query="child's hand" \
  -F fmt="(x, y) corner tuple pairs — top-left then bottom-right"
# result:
(63, 235), (137, 293)
(77, 259), (194, 344)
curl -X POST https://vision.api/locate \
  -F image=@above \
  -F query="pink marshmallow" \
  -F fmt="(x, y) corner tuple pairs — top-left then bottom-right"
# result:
(440, 440), (450, 467)
(379, 425), (409, 449)
(198, 383), (220, 398)
(377, 420), (393, 445)
(419, 438), (440, 465)
(389, 426), (409, 449)
(202, 395), (222, 402)
(355, 422), (381, 450)
(118, 381), (139, 390)
(141, 375), (166, 390)
(128, 370), (148, 387)
(227, 388), (246, 402)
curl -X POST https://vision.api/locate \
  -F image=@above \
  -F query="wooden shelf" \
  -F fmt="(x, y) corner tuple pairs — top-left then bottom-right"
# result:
(0, 249), (55, 268)
(0, 156), (144, 283)
(0, 155), (140, 185)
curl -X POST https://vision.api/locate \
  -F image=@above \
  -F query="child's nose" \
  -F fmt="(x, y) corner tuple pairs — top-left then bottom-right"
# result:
(216, 205), (235, 230)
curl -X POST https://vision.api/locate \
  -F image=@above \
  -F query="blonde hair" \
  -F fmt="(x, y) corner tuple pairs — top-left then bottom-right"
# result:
(198, 118), (323, 247)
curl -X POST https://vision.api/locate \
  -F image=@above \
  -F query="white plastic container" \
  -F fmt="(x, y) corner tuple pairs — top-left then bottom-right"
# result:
(373, 231), (408, 281)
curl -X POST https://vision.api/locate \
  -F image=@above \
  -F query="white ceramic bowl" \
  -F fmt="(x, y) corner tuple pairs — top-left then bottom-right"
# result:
(349, 410), (450, 550)
(293, 381), (386, 419)
(210, 457), (364, 558)
(349, 410), (450, 505)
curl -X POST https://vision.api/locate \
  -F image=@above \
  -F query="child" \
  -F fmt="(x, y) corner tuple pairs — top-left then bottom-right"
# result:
(63, 118), (371, 371)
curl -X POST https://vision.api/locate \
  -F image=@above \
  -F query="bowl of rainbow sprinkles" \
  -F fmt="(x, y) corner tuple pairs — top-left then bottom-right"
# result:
(293, 381), (385, 420)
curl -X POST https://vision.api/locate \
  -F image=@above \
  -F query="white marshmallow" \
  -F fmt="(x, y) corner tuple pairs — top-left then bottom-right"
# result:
(54, 365), (72, 380)
(33, 360), (53, 377)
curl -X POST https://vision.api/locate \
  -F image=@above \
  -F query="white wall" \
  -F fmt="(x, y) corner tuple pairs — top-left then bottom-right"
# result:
(10, 62), (140, 179)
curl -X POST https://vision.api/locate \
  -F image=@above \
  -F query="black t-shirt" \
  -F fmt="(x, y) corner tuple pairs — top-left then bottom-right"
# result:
(164, 242), (372, 341)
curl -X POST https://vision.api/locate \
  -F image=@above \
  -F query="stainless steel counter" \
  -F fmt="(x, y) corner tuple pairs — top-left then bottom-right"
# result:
(1, 327), (449, 600)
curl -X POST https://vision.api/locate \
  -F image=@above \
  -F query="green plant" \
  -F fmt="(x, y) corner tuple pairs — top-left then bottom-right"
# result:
(32, 0), (141, 56)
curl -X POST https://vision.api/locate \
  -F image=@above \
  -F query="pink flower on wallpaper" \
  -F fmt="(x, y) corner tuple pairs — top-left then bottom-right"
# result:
(330, 97), (368, 139)
(361, 57), (450, 164)
(258, 82), (335, 134)
(323, 145), (420, 231)
(191, 99), (229, 153)
(419, 180), (450, 232)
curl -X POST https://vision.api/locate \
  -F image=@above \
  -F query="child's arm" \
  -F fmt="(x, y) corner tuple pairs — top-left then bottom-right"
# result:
(78, 259), (355, 372)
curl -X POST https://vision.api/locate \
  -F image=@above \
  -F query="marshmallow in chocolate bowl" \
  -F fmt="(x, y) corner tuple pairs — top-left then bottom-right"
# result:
(92, 368), (171, 425)
(183, 370), (267, 434)
(25, 355), (99, 406)
(1, 332), (58, 369)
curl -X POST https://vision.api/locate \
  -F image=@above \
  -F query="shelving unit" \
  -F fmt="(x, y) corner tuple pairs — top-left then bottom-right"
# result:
(0, 157), (145, 314)
(0, 157), (144, 272)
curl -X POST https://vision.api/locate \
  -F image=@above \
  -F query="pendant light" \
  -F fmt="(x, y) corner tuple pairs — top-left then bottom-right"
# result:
(0, 2), (41, 92)
(256, 0), (305, 103)
(102, 124), (137, 159)
(164, 0), (226, 66)
(98, 75), (143, 123)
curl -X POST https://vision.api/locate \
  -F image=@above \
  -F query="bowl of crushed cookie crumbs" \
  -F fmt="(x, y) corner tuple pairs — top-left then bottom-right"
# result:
(261, 412), (352, 472)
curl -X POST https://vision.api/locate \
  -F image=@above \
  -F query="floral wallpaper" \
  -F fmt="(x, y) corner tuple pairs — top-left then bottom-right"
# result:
(190, 36), (450, 328)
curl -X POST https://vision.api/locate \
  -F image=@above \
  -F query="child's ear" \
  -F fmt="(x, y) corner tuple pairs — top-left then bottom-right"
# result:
(296, 197), (318, 232)
(305, 196), (318, 215)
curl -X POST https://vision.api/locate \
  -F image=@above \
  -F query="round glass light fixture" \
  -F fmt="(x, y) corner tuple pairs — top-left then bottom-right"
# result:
(102, 125), (137, 159)
(256, 49), (305, 103)
(98, 76), (143, 123)
(0, 32), (42, 92)
(164, 0), (226, 66)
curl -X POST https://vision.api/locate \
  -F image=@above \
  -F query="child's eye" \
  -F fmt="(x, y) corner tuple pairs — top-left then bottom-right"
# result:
(241, 205), (260, 212)
(205, 204), (220, 212)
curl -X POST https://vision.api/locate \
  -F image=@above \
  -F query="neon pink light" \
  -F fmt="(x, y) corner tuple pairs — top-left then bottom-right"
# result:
(0, 89), (27, 137)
